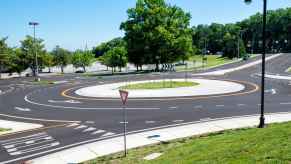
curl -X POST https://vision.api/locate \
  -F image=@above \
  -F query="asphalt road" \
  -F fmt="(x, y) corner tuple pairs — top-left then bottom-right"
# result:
(0, 53), (291, 163)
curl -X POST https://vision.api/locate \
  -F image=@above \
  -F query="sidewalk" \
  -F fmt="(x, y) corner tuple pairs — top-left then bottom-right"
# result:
(0, 120), (43, 135)
(28, 112), (291, 164)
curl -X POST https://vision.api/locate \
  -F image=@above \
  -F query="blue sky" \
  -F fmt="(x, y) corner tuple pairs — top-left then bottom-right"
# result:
(0, 0), (290, 51)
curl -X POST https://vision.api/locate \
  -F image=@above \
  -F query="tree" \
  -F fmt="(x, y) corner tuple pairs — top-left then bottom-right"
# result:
(0, 37), (9, 79)
(71, 50), (95, 72)
(92, 37), (126, 58)
(20, 35), (46, 75)
(120, 0), (193, 71)
(99, 46), (128, 74)
(52, 46), (71, 73)
(7, 48), (28, 76)
(42, 53), (55, 73)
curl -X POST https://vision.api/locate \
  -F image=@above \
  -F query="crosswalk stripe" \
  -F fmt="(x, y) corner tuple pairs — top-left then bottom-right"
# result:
(74, 125), (88, 130)
(91, 130), (106, 135)
(101, 132), (115, 137)
(82, 127), (97, 133)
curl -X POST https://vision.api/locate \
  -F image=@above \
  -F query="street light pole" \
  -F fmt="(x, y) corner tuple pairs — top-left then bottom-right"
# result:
(29, 22), (40, 82)
(259, 0), (267, 128)
(244, 0), (267, 128)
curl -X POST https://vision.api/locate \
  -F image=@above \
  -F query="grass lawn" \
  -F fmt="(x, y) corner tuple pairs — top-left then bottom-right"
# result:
(176, 55), (234, 71)
(85, 122), (291, 164)
(0, 128), (11, 133)
(119, 81), (199, 90)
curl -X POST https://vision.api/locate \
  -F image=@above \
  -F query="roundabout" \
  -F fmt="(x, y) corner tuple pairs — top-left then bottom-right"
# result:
(1, 54), (291, 163)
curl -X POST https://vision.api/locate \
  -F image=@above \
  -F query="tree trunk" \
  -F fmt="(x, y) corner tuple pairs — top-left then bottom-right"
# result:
(140, 65), (143, 71)
(61, 66), (64, 73)
(136, 65), (139, 72)
(155, 63), (159, 72)
(48, 67), (51, 73)
(119, 66), (122, 72)
(111, 67), (114, 74)
(83, 66), (86, 72)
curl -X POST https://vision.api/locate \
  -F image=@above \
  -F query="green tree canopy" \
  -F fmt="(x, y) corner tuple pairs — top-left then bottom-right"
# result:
(52, 45), (71, 73)
(20, 35), (46, 75)
(72, 50), (95, 72)
(120, 0), (193, 70)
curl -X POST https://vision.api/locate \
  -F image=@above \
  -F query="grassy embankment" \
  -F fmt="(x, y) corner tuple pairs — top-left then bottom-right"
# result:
(85, 121), (291, 164)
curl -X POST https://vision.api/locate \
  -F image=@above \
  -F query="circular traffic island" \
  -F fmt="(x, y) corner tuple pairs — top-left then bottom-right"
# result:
(74, 79), (246, 99)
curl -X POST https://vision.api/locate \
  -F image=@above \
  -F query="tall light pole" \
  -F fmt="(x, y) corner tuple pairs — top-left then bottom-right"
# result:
(238, 30), (245, 59)
(29, 22), (40, 81)
(245, 0), (267, 128)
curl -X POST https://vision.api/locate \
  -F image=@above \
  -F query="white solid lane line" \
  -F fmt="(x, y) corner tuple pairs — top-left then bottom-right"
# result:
(216, 105), (225, 107)
(25, 95), (160, 110)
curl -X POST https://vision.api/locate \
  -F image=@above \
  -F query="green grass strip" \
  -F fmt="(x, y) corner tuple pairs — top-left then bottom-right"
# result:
(84, 122), (291, 164)
(119, 81), (199, 90)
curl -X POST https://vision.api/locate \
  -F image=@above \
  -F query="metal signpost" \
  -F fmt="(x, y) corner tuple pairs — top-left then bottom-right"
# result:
(119, 90), (129, 157)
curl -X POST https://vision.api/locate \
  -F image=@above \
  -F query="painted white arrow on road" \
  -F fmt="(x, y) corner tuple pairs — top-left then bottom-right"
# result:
(14, 107), (31, 112)
(265, 89), (276, 95)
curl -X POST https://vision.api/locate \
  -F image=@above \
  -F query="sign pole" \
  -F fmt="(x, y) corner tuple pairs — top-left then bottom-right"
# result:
(123, 102), (127, 157)
(119, 90), (129, 157)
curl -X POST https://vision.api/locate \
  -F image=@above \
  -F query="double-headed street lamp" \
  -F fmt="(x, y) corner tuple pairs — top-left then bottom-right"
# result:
(28, 22), (40, 82)
(245, 0), (267, 128)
